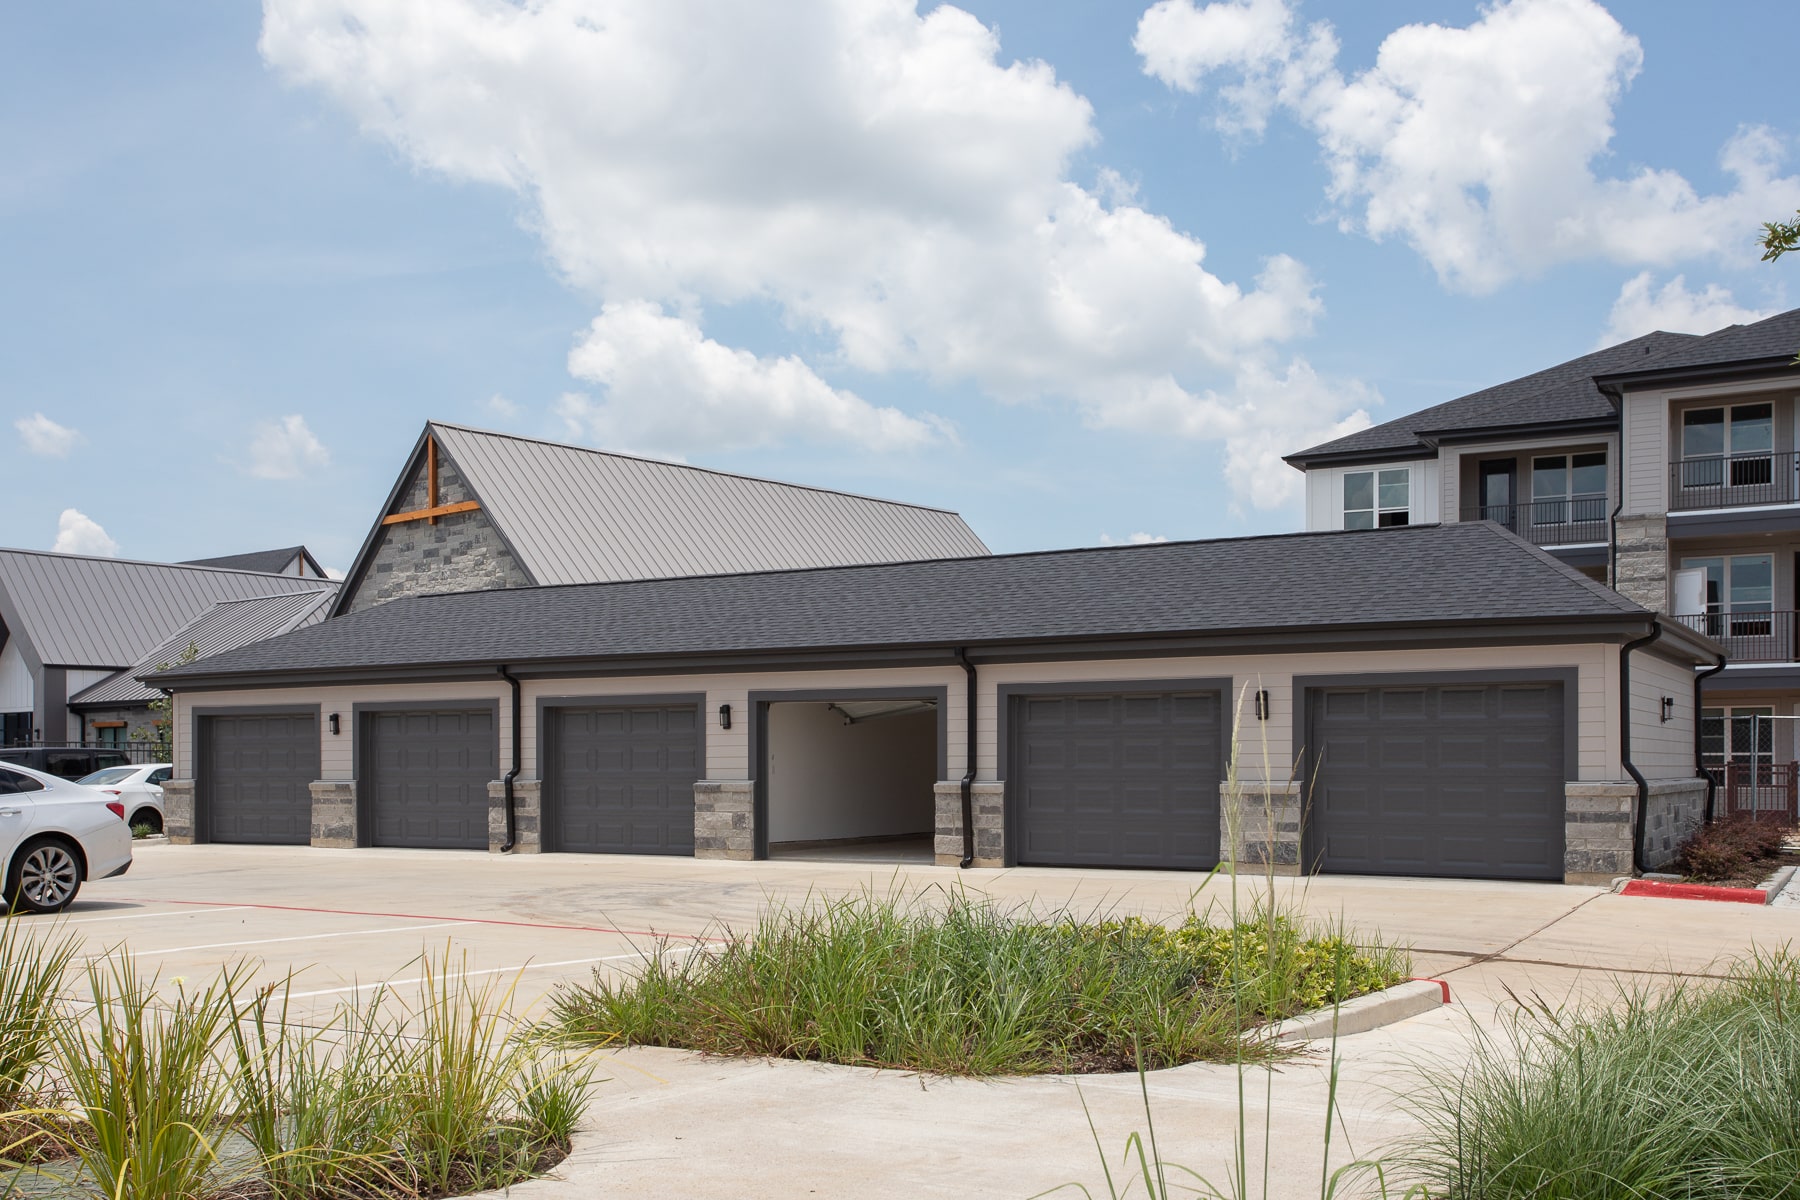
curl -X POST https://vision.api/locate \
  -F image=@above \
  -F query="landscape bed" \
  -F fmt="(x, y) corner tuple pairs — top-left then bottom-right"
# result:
(0, 921), (591, 1200)
(1398, 952), (1800, 1199)
(1675, 816), (1800, 887)
(550, 890), (1410, 1076)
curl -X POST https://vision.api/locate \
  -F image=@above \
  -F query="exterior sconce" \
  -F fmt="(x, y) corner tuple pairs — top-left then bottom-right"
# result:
(328, 713), (341, 735)
(1254, 690), (1270, 721)
(1660, 696), (1674, 723)
(718, 704), (732, 730)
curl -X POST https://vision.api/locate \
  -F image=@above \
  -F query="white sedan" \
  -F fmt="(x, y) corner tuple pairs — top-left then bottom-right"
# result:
(1, 761), (133, 914)
(77, 762), (171, 834)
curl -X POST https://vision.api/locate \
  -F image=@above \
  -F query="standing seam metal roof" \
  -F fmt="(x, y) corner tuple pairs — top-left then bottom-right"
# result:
(69, 589), (337, 707)
(0, 549), (336, 669)
(428, 423), (990, 587)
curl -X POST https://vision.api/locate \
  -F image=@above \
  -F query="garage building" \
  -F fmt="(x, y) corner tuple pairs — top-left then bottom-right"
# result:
(149, 521), (1720, 884)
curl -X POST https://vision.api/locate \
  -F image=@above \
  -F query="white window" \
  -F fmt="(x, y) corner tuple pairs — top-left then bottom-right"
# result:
(1680, 403), (1774, 489)
(1530, 452), (1607, 525)
(1344, 468), (1410, 530)
(1682, 553), (1774, 638)
(1700, 706), (1773, 770)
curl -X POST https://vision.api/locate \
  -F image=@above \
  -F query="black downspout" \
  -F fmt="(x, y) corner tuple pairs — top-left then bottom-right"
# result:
(956, 648), (976, 869)
(1621, 621), (1662, 875)
(1695, 653), (1728, 824)
(497, 666), (521, 854)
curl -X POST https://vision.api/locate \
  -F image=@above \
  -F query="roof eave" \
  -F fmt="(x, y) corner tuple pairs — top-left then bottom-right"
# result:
(147, 611), (1664, 692)
(1593, 357), (1800, 393)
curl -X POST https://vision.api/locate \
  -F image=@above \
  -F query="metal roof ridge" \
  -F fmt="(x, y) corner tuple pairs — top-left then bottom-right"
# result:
(426, 420), (968, 517)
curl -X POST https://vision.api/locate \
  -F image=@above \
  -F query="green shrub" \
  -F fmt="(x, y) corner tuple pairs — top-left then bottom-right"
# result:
(1400, 951), (1800, 1199)
(552, 891), (1407, 1076)
(0, 917), (75, 1107)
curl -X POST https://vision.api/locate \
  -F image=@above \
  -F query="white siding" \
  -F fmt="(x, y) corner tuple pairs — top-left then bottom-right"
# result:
(64, 669), (112, 696)
(1303, 460), (1437, 531)
(0, 641), (32, 712)
(1629, 647), (1700, 779)
(1621, 390), (1668, 514)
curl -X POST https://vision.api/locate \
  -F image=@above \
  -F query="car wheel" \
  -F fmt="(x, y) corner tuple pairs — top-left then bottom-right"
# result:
(129, 807), (163, 835)
(6, 838), (83, 914)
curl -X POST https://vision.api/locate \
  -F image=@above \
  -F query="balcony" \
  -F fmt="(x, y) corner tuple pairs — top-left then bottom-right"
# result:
(1459, 498), (1609, 548)
(1674, 610), (1798, 663)
(1669, 451), (1800, 512)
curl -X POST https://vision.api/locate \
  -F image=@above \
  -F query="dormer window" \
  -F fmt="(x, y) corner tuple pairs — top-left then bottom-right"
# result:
(1344, 468), (1409, 529)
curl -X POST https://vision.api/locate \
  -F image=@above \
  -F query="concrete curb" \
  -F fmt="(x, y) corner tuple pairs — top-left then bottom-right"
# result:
(1616, 878), (1773, 905)
(1760, 865), (1797, 905)
(1269, 978), (1448, 1043)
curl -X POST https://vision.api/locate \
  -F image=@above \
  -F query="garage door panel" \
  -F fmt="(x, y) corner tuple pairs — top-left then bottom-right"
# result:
(366, 709), (494, 851)
(203, 713), (319, 845)
(1311, 682), (1564, 881)
(1013, 689), (1221, 870)
(550, 704), (698, 855)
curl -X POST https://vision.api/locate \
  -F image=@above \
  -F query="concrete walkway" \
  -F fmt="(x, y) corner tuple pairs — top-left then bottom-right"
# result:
(37, 845), (1800, 1198)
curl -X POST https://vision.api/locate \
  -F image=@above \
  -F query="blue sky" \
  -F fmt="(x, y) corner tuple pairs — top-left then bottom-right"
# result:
(3, 0), (1795, 573)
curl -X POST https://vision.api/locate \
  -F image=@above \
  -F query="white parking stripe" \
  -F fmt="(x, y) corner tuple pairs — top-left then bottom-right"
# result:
(126, 920), (475, 957)
(287, 946), (698, 999)
(55, 905), (255, 926)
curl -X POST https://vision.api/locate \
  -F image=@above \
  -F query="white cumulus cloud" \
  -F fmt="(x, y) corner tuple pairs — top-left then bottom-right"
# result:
(1598, 273), (1779, 347)
(558, 303), (948, 455)
(1137, 0), (1800, 292)
(1100, 531), (1172, 545)
(15, 413), (83, 458)
(53, 509), (119, 557)
(246, 415), (330, 480)
(260, 0), (1373, 510)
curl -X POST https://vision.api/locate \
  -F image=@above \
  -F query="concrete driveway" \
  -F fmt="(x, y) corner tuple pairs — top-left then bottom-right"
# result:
(23, 844), (1800, 1198)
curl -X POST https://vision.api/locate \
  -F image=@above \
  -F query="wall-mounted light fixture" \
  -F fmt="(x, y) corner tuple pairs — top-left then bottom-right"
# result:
(1254, 690), (1270, 721)
(718, 704), (732, 730)
(1661, 696), (1675, 723)
(328, 713), (341, 736)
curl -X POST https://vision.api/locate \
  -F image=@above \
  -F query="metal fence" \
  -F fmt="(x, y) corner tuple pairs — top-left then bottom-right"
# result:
(2, 740), (170, 765)
(1459, 498), (1609, 547)
(1670, 451), (1800, 510)
(1705, 763), (1800, 824)
(1673, 610), (1797, 663)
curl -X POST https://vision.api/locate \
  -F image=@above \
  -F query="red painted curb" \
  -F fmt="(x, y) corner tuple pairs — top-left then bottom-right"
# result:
(1619, 880), (1767, 905)
(1406, 976), (1453, 1004)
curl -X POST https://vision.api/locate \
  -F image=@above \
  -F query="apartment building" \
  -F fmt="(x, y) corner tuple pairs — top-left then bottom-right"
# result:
(1287, 307), (1800, 816)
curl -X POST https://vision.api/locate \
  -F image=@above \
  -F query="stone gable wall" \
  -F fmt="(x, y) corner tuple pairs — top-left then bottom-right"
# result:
(343, 448), (532, 613)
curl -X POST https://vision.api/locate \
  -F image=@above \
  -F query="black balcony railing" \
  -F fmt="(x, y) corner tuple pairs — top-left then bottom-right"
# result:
(1460, 498), (1609, 547)
(1674, 610), (1798, 662)
(1670, 451), (1800, 511)
(1704, 763), (1800, 824)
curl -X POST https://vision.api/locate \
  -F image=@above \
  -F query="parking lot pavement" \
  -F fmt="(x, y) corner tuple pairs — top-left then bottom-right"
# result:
(18, 843), (1800, 1197)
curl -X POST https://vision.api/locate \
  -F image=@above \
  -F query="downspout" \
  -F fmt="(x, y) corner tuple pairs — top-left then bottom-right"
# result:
(1694, 653), (1728, 824)
(955, 648), (977, 869)
(497, 666), (521, 854)
(1620, 621), (1663, 874)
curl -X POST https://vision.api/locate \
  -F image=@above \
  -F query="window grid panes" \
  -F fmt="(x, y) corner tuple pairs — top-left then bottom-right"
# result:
(1344, 468), (1410, 530)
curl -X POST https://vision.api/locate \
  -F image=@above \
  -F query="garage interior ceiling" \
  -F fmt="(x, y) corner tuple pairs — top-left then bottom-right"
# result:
(826, 699), (938, 725)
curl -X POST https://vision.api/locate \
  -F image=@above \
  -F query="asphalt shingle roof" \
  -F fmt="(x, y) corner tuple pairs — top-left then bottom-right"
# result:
(1286, 332), (1695, 463)
(1594, 307), (1800, 377)
(154, 522), (1646, 686)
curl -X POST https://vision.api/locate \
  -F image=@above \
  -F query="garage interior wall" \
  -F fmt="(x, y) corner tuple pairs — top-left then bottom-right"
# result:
(171, 642), (1628, 790)
(765, 702), (936, 844)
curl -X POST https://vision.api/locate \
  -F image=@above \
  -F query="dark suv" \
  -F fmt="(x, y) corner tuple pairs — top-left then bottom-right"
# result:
(0, 748), (131, 781)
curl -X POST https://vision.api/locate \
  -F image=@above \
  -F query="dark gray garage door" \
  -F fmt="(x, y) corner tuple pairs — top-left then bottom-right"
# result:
(202, 712), (319, 845)
(364, 708), (495, 850)
(1308, 682), (1566, 881)
(1012, 690), (1222, 869)
(547, 704), (699, 854)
